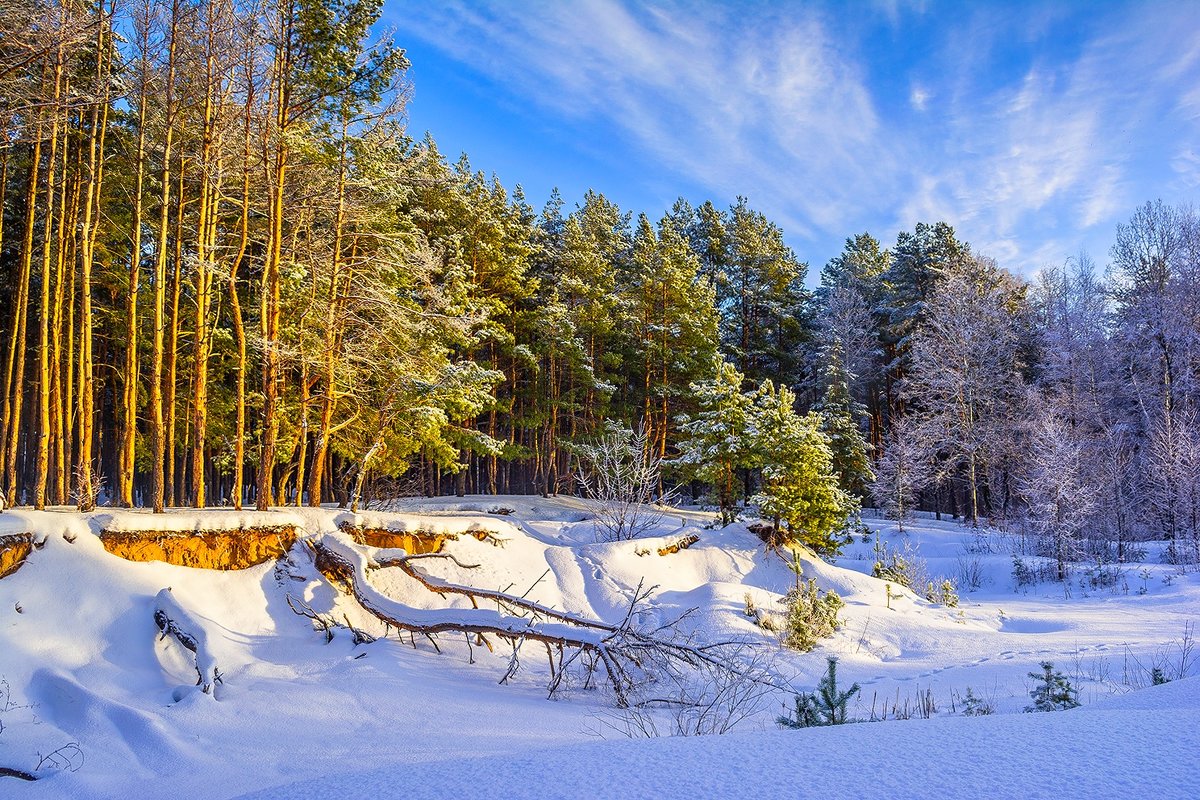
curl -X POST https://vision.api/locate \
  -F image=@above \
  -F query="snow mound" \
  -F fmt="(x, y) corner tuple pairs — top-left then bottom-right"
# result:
(0, 497), (1196, 798)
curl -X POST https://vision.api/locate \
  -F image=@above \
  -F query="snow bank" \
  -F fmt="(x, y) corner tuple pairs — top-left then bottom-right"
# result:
(0, 497), (1196, 798)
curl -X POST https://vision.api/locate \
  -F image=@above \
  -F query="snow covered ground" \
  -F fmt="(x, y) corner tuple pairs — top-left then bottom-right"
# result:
(0, 497), (1196, 799)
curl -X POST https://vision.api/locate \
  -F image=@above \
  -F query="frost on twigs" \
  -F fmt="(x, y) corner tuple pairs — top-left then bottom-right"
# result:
(588, 643), (779, 738)
(0, 679), (83, 781)
(572, 421), (674, 542)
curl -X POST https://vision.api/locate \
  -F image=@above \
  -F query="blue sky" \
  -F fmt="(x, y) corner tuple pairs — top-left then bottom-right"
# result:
(386, 0), (1200, 280)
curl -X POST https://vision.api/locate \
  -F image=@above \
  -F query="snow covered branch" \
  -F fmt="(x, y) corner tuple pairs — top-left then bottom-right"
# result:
(153, 588), (222, 695)
(305, 532), (757, 707)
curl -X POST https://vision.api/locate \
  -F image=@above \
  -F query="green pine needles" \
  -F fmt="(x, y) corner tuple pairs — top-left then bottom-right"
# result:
(779, 558), (845, 652)
(1024, 661), (1080, 712)
(778, 657), (861, 728)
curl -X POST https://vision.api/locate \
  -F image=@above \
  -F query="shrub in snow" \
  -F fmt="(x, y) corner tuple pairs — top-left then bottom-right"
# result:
(573, 421), (672, 541)
(600, 648), (777, 738)
(958, 687), (995, 716)
(1081, 556), (1124, 591)
(778, 657), (860, 728)
(956, 554), (985, 591)
(1024, 661), (1080, 712)
(925, 578), (959, 607)
(779, 576), (844, 652)
(871, 534), (935, 596)
(1012, 555), (1059, 588)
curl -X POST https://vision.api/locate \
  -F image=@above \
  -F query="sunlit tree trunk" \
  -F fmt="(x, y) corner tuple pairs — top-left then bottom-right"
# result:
(149, 0), (180, 513)
(34, 43), (65, 509)
(4, 77), (45, 503)
(118, 2), (153, 508)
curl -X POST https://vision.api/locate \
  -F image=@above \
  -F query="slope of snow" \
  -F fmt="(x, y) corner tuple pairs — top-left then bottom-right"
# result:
(237, 677), (1200, 800)
(0, 498), (1196, 798)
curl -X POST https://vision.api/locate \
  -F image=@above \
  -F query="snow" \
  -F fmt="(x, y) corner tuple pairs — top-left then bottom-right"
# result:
(98, 509), (306, 534)
(0, 498), (1197, 798)
(235, 679), (1200, 800)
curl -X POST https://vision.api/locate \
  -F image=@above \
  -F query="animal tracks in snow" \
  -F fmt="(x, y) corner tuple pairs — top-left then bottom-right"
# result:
(857, 642), (1124, 689)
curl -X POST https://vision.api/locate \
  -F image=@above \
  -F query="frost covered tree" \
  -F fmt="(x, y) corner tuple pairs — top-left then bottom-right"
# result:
(878, 222), (970, 408)
(1110, 201), (1200, 426)
(573, 421), (670, 541)
(1019, 395), (1099, 581)
(1146, 408), (1200, 562)
(813, 349), (874, 499)
(750, 380), (856, 556)
(870, 415), (931, 531)
(1032, 255), (1111, 427)
(1108, 201), (1200, 544)
(904, 256), (1027, 523)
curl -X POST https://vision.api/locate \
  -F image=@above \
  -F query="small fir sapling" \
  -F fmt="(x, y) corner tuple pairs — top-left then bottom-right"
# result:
(778, 692), (822, 729)
(959, 687), (995, 716)
(778, 557), (844, 651)
(1024, 661), (1080, 712)
(778, 657), (860, 728)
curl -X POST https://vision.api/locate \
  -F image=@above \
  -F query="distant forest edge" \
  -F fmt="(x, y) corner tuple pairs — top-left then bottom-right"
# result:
(2, 1), (1199, 560)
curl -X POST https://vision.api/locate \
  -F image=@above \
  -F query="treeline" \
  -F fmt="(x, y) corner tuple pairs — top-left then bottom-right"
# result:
(2, 0), (1199, 562)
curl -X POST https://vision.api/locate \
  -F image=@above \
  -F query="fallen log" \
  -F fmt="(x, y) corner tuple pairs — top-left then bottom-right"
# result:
(0, 767), (37, 781)
(306, 532), (746, 707)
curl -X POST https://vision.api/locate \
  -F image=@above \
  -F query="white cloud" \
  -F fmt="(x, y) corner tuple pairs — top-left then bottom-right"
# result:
(393, 1), (894, 241)
(392, 0), (1200, 275)
(909, 85), (930, 111)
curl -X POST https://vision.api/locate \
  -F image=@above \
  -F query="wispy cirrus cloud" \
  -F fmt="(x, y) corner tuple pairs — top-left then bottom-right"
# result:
(391, 0), (1200, 274)
(895, 2), (1200, 268)
(393, 0), (893, 240)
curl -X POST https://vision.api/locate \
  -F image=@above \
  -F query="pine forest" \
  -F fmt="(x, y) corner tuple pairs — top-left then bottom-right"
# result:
(2, 0), (1200, 565)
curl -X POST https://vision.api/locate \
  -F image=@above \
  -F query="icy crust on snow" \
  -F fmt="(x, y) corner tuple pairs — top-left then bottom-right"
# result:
(1, 497), (1198, 798)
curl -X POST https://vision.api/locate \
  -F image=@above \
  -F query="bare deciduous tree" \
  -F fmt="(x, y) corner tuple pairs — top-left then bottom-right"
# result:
(574, 421), (674, 541)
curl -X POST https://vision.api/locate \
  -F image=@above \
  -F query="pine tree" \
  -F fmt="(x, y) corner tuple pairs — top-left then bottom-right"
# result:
(1024, 661), (1079, 712)
(720, 197), (813, 386)
(750, 380), (856, 556)
(625, 213), (719, 463)
(673, 359), (755, 523)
